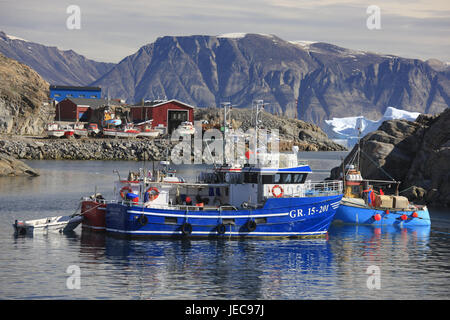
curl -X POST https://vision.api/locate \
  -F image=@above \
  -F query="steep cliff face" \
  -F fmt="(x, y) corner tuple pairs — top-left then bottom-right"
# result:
(0, 53), (51, 135)
(92, 34), (449, 125)
(330, 109), (450, 207)
(0, 31), (114, 86)
(92, 34), (317, 118)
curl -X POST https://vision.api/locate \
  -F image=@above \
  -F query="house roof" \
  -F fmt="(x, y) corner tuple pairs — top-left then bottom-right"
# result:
(131, 99), (195, 109)
(60, 98), (119, 109)
(50, 85), (101, 92)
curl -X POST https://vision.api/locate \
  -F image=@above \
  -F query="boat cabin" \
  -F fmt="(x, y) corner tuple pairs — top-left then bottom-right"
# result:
(343, 165), (364, 198)
(112, 149), (343, 211)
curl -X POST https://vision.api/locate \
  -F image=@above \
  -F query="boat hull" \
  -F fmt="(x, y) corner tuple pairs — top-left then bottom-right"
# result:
(46, 130), (65, 138)
(13, 215), (83, 235)
(81, 200), (107, 231)
(137, 131), (159, 138)
(102, 130), (139, 138)
(105, 195), (343, 239)
(334, 200), (431, 226)
(73, 129), (88, 137)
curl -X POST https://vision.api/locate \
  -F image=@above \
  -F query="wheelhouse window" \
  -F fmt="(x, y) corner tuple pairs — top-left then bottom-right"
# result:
(244, 172), (258, 184)
(262, 175), (273, 184)
(281, 173), (292, 184)
(262, 173), (307, 184)
(293, 173), (307, 183)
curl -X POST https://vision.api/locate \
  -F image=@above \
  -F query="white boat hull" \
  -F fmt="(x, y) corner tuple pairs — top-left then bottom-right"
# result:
(73, 129), (88, 137)
(13, 215), (83, 235)
(103, 130), (139, 138)
(46, 130), (65, 138)
(137, 131), (159, 138)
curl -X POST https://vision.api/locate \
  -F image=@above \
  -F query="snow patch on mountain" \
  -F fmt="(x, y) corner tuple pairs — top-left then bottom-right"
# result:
(6, 34), (28, 42)
(217, 33), (274, 39)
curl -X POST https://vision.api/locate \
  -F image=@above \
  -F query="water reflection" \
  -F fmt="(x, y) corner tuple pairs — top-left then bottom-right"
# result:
(327, 224), (433, 299)
(89, 233), (335, 299)
(1, 159), (449, 299)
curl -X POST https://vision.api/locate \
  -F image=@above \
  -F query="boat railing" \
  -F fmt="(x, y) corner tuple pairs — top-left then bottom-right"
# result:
(81, 197), (115, 204)
(276, 180), (343, 198)
(304, 180), (343, 197)
(116, 200), (236, 212)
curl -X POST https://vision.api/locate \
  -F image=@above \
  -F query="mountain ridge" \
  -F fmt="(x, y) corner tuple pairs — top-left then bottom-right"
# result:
(91, 33), (449, 125)
(1, 31), (448, 126)
(0, 31), (114, 86)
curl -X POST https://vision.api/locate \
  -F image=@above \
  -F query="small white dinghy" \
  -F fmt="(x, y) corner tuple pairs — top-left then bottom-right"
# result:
(13, 214), (83, 235)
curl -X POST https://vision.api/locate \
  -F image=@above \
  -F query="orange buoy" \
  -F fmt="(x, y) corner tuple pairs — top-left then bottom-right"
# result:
(401, 214), (408, 221)
(412, 211), (418, 218)
(385, 209), (389, 215)
(373, 213), (382, 221)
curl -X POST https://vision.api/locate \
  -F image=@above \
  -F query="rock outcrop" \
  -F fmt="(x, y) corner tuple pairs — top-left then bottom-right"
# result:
(330, 108), (450, 207)
(195, 107), (346, 151)
(0, 53), (51, 135)
(0, 153), (38, 176)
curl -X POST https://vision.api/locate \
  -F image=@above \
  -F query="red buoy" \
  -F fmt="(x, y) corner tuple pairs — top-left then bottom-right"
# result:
(374, 213), (382, 221)
(412, 211), (418, 218)
(385, 209), (389, 215)
(401, 214), (408, 221)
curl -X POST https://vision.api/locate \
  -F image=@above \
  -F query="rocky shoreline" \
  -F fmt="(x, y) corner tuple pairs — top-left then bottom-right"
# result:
(0, 135), (172, 162)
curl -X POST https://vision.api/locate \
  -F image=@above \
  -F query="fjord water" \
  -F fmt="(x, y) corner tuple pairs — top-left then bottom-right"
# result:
(0, 152), (449, 299)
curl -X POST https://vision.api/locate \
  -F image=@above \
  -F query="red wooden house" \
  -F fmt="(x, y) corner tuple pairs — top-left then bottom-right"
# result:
(55, 98), (112, 122)
(130, 99), (195, 133)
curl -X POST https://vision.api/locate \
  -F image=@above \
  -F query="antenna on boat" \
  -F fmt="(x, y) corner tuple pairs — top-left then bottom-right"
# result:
(252, 100), (264, 165)
(113, 169), (121, 181)
(357, 124), (362, 172)
(221, 102), (232, 165)
(221, 102), (232, 131)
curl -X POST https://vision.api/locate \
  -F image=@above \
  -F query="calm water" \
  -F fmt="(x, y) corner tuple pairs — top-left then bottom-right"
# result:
(0, 152), (449, 300)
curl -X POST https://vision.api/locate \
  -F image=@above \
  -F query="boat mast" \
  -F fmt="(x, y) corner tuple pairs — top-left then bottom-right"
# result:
(356, 124), (362, 172)
(221, 102), (232, 166)
(252, 100), (264, 163)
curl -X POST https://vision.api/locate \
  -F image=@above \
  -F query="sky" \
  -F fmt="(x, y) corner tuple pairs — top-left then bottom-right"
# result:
(0, 0), (449, 63)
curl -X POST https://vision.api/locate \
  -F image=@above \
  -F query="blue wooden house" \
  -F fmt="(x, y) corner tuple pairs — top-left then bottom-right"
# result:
(50, 85), (101, 103)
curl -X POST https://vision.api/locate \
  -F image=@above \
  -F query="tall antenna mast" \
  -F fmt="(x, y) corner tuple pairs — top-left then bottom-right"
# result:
(252, 100), (264, 162)
(221, 102), (232, 166)
(221, 102), (232, 132)
(357, 122), (362, 171)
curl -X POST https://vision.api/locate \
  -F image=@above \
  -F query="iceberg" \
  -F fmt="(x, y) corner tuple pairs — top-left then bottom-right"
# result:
(324, 107), (420, 148)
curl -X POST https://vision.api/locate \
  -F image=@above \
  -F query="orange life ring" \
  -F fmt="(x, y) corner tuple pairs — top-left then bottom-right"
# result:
(120, 186), (133, 199)
(145, 187), (159, 201)
(272, 185), (284, 198)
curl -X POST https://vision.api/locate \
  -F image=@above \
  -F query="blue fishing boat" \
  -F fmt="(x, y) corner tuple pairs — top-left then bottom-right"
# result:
(105, 150), (343, 239)
(333, 140), (431, 226)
